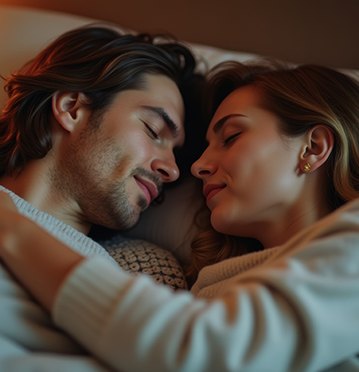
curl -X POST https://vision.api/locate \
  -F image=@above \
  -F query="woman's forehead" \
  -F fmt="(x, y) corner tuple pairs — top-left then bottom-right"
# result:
(210, 85), (260, 125)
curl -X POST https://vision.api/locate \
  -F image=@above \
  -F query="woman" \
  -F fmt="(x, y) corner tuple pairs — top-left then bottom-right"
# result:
(1, 61), (359, 372)
(187, 61), (359, 284)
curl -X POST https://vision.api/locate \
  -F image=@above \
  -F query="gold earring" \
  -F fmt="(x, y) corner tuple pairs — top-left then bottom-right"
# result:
(303, 162), (311, 173)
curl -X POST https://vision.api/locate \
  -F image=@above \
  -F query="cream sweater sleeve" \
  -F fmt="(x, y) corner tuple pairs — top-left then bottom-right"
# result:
(53, 199), (359, 372)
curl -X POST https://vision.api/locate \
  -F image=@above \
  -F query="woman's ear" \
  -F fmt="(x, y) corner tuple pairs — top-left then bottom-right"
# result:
(52, 92), (88, 132)
(299, 125), (334, 173)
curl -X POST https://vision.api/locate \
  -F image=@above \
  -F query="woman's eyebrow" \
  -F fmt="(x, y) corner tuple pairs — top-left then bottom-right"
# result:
(141, 105), (180, 137)
(212, 114), (247, 133)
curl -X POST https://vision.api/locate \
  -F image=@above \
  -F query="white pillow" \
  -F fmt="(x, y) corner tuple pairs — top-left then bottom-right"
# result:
(0, 5), (261, 107)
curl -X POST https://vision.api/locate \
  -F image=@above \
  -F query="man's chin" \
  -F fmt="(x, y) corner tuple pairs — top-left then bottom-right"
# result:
(102, 200), (144, 231)
(121, 208), (142, 230)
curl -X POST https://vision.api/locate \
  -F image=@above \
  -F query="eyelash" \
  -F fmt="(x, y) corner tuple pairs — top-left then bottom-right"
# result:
(223, 132), (241, 146)
(143, 122), (160, 140)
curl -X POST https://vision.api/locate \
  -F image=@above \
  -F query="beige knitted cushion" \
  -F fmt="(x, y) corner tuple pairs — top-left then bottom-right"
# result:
(102, 237), (188, 290)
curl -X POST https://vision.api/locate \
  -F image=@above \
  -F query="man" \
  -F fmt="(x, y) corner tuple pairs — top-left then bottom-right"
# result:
(0, 24), (203, 370)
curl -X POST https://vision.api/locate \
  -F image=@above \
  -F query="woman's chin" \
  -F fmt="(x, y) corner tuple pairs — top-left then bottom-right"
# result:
(210, 214), (231, 235)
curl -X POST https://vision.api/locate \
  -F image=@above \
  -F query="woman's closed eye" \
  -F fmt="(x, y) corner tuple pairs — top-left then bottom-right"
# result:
(223, 132), (241, 146)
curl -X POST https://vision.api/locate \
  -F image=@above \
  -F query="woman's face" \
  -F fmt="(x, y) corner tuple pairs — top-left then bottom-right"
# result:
(191, 85), (308, 245)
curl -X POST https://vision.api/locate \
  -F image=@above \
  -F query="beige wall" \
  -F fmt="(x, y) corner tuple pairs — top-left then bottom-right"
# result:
(0, 0), (358, 69)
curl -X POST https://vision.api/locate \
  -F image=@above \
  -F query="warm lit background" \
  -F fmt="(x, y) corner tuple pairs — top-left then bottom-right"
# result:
(0, 0), (358, 69)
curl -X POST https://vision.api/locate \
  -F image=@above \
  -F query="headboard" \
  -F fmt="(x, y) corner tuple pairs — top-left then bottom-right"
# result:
(0, 0), (358, 69)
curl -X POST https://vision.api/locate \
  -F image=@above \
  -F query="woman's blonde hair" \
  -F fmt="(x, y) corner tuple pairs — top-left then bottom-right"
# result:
(186, 61), (359, 284)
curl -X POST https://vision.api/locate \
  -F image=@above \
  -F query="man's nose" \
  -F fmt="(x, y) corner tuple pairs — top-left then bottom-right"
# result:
(152, 154), (180, 183)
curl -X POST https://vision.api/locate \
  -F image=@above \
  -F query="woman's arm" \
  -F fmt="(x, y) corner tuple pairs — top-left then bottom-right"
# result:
(2, 191), (359, 371)
(0, 192), (84, 310)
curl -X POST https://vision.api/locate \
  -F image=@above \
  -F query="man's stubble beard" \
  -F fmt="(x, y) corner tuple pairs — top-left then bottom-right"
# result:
(49, 119), (147, 231)
(87, 175), (147, 230)
(49, 154), (146, 231)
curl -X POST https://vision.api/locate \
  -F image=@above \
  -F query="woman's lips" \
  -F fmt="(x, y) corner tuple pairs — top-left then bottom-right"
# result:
(206, 187), (223, 201)
(203, 184), (226, 202)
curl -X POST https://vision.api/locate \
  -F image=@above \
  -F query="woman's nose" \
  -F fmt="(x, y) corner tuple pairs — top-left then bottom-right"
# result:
(191, 154), (216, 179)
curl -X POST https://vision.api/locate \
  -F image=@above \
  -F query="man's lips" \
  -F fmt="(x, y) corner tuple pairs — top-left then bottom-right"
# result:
(203, 184), (226, 202)
(134, 176), (159, 205)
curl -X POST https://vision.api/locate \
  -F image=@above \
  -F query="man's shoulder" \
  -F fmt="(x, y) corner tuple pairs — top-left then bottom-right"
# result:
(0, 185), (113, 260)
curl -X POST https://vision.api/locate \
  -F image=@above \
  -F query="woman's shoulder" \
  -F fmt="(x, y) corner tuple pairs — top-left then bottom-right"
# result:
(192, 199), (359, 296)
(266, 197), (359, 266)
(319, 198), (359, 231)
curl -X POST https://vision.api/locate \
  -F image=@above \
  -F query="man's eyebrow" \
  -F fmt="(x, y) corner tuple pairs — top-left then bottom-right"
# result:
(212, 114), (247, 134)
(142, 105), (180, 137)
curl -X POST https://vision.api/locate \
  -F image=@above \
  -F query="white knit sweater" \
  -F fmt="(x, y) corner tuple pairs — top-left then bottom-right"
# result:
(0, 186), (187, 371)
(53, 198), (359, 372)
(0, 186), (116, 371)
(1, 185), (359, 371)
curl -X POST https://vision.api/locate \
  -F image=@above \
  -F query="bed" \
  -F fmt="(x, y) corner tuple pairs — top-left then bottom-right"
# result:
(0, 5), (358, 369)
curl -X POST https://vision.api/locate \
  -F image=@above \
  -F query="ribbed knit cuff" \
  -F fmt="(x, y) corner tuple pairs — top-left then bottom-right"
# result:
(53, 257), (130, 348)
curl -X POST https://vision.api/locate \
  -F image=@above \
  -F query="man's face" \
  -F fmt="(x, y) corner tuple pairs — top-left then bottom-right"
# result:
(53, 74), (185, 231)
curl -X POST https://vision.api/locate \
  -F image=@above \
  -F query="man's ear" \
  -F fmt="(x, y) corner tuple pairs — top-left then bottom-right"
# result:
(52, 92), (88, 132)
(299, 125), (335, 172)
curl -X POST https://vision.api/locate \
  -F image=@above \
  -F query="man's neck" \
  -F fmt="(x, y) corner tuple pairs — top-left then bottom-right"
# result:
(0, 162), (90, 235)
